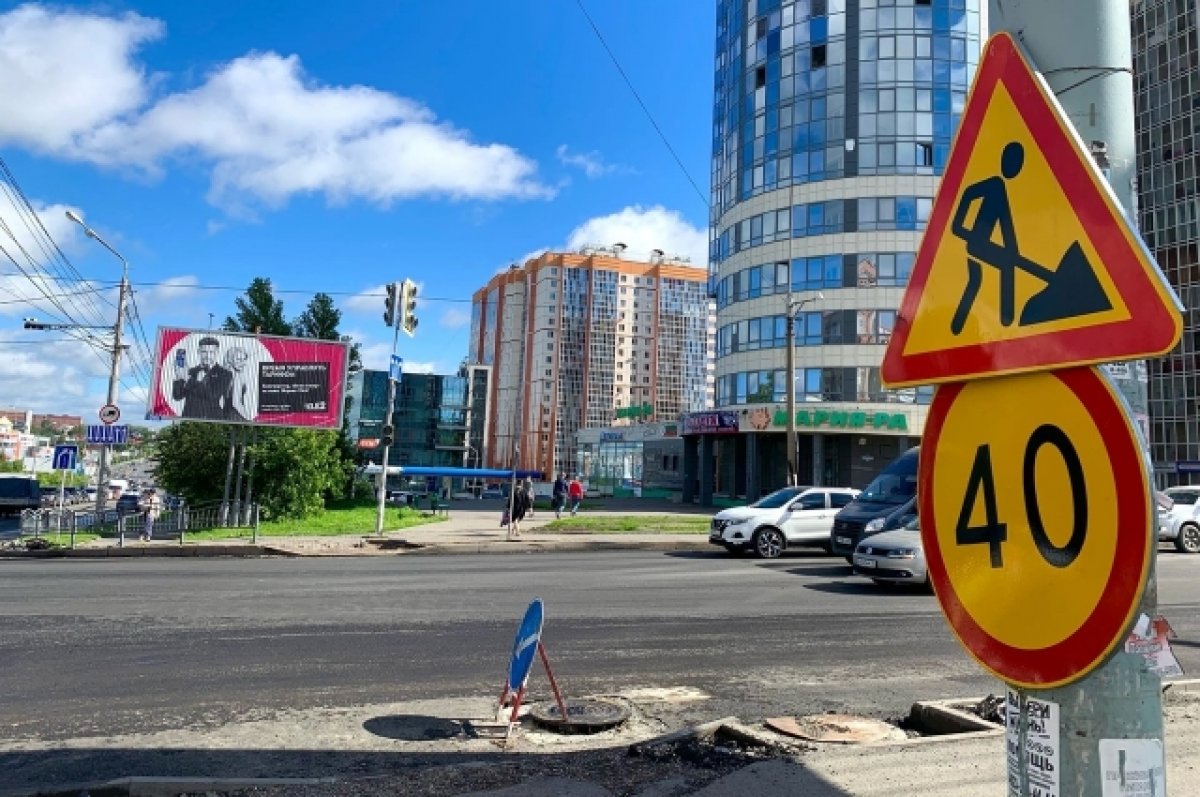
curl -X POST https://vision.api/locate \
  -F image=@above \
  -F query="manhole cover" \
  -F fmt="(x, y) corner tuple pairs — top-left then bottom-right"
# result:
(765, 714), (907, 744)
(528, 697), (631, 734)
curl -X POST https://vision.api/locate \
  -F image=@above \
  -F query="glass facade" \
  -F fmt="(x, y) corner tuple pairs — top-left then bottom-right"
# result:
(1133, 0), (1200, 485)
(710, 0), (982, 429)
(347, 370), (473, 472)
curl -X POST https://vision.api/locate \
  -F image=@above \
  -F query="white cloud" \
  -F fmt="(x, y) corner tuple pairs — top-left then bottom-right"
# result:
(0, 334), (114, 417)
(0, 7), (551, 212)
(439, 307), (471, 329)
(565, 205), (707, 268)
(341, 285), (387, 315)
(0, 5), (162, 155)
(555, 145), (624, 179)
(404, 361), (438, 374)
(135, 275), (199, 304)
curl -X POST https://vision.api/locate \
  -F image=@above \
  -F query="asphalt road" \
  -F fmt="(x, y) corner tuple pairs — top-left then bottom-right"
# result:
(2, 550), (1199, 747)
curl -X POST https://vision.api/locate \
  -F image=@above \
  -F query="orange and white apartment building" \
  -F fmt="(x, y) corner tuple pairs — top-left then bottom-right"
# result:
(468, 248), (715, 477)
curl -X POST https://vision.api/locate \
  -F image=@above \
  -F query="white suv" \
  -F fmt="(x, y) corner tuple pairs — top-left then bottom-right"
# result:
(1160, 487), (1200, 553)
(709, 486), (860, 559)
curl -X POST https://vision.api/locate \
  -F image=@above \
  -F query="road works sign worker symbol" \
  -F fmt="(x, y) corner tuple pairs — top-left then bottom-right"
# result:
(949, 142), (1111, 336)
(881, 32), (1181, 387)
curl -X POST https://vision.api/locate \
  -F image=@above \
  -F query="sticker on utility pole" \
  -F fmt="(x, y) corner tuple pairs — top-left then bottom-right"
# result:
(1124, 614), (1184, 679)
(1006, 689), (1060, 797)
(1099, 738), (1165, 796)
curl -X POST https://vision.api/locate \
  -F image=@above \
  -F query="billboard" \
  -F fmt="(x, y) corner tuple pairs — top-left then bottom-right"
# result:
(147, 328), (350, 429)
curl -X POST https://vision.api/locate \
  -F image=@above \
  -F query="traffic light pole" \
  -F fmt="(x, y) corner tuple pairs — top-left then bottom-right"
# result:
(993, 1), (1165, 794)
(374, 316), (402, 536)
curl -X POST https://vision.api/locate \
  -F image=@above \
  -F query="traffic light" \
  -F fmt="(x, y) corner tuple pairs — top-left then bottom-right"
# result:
(400, 278), (419, 337)
(383, 282), (399, 328)
(23, 318), (45, 330)
(381, 424), (394, 447)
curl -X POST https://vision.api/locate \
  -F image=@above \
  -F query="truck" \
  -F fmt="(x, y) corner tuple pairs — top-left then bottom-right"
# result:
(0, 475), (41, 515)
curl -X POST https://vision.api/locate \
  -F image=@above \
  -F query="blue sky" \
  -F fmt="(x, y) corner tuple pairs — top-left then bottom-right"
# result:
(0, 1), (715, 421)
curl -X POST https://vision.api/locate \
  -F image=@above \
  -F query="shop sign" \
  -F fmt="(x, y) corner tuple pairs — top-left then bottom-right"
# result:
(616, 403), (654, 420)
(769, 408), (909, 432)
(599, 431), (625, 442)
(682, 411), (739, 435)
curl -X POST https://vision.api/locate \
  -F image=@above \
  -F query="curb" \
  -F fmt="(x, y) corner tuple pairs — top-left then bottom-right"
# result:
(32, 776), (339, 797)
(0, 538), (713, 559)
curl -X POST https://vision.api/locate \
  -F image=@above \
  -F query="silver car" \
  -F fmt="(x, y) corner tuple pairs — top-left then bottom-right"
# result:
(851, 517), (928, 587)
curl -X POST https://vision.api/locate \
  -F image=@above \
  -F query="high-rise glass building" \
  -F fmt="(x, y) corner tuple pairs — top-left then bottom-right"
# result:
(1132, 0), (1200, 486)
(696, 0), (984, 496)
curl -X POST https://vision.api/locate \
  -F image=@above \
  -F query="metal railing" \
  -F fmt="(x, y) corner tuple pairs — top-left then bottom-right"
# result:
(17, 502), (260, 549)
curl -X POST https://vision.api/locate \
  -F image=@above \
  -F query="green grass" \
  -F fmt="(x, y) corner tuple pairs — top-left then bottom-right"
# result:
(28, 532), (101, 547)
(539, 514), (710, 534)
(181, 500), (445, 540)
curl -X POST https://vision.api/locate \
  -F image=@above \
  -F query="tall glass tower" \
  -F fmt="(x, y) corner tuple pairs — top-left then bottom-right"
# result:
(1132, 0), (1200, 486)
(704, 0), (983, 494)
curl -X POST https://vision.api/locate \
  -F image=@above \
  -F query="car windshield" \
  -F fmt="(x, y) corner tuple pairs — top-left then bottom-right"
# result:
(858, 459), (918, 504)
(1168, 490), (1199, 506)
(750, 487), (805, 509)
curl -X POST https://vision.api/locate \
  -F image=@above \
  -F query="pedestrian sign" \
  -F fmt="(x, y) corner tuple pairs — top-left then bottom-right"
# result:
(919, 367), (1151, 687)
(881, 32), (1181, 388)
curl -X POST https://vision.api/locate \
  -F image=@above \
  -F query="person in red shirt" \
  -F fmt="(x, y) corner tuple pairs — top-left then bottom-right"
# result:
(567, 475), (584, 516)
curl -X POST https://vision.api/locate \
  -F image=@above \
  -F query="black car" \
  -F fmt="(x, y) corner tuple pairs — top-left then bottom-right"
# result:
(115, 493), (142, 513)
(830, 448), (919, 560)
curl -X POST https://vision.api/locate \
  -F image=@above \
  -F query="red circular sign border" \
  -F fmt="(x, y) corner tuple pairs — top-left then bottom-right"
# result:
(919, 367), (1150, 687)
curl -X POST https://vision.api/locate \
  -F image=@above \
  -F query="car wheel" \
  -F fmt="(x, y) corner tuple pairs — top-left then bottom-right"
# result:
(753, 527), (785, 559)
(1175, 523), (1200, 554)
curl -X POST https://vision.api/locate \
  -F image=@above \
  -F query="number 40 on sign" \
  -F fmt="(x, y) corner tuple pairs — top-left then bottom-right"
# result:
(918, 368), (1152, 688)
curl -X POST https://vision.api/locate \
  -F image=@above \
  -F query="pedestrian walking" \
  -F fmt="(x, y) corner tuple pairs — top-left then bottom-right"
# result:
(138, 488), (163, 542)
(523, 478), (535, 518)
(568, 475), (584, 516)
(552, 472), (567, 519)
(507, 483), (532, 540)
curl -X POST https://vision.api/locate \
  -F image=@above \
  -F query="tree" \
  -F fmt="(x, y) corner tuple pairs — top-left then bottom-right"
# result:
(152, 422), (230, 504)
(293, 292), (362, 370)
(224, 277), (290, 335)
(251, 428), (352, 518)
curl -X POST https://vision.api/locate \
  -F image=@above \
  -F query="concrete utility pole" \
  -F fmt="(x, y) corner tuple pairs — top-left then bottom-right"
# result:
(990, 1), (1165, 794)
(65, 211), (128, 515)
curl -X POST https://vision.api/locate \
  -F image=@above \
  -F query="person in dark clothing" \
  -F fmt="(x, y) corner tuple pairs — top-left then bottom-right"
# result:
(507, 484), (532, 540)
(172, 337), (233, 420)
(552, 473), (567, 519)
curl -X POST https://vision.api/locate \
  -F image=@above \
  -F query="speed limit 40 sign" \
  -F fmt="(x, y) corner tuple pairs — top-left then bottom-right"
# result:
(919, 367), (1151, 688)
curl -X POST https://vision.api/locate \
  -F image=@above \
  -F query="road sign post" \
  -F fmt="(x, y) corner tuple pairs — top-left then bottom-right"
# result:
(52, 444), (78, 523)
(881, 22), (1180, 797)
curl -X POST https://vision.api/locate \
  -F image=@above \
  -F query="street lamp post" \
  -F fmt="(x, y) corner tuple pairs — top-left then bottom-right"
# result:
(66, 210), (129, 514)
(784, 290), (823, 486)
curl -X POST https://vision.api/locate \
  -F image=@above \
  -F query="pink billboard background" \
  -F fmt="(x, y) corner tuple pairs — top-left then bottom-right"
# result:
(147, 327), (350, 429)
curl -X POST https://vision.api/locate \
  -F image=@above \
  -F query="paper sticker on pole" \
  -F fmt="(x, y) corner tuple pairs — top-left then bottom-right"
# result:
(919, 367), (1151, 687)
(881, 32), (1181, 388)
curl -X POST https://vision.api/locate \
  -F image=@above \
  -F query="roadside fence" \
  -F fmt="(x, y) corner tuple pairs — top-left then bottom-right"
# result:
(17, 502), (260, 550)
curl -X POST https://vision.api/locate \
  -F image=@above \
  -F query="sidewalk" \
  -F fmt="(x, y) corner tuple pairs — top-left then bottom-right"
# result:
(4, 501), (718, 558)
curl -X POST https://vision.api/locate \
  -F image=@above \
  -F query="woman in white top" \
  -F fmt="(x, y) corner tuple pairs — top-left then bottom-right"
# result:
(224, 347), (256, 422)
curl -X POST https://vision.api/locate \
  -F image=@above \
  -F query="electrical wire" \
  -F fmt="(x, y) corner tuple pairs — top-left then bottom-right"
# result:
(573, 0), (709, 208)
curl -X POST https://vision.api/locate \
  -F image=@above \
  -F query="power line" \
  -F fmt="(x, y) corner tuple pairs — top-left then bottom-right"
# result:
(573, 0), (709, 208)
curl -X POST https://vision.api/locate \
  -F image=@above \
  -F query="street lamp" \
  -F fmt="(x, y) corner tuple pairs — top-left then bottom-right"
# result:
(66, 210), (130, 514)
(784, 289), (824, 486)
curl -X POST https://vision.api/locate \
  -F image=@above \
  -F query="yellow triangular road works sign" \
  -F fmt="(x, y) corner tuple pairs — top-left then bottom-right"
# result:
(881, 32), (1181, 388)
